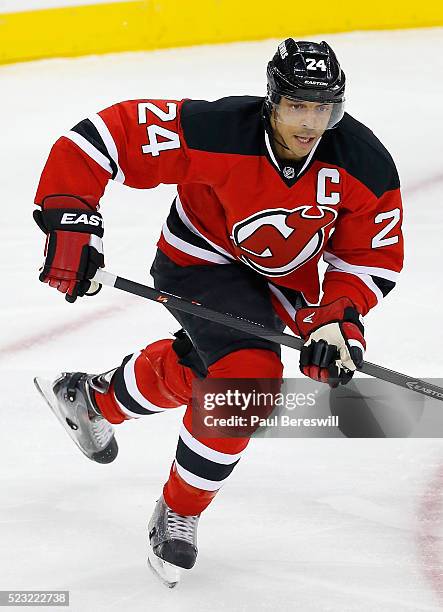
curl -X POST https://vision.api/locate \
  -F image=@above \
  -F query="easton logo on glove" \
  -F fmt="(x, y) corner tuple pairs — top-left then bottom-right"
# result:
(34, 194), (104, 302)
(60, 212), (104, 228)
(295, 297), (366, 387)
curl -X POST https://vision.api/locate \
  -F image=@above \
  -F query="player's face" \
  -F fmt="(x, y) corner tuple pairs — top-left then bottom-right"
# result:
(271, 97), (333, 159)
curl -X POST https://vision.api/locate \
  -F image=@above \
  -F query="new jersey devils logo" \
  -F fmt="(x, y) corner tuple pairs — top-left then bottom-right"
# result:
(231, 205), (337, 276)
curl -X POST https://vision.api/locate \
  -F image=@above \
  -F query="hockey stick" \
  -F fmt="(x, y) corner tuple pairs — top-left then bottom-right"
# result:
(93, 269), (443, 403)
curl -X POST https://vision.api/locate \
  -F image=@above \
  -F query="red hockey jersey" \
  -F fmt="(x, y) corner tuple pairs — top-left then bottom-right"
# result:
(35, 96), (403, 330)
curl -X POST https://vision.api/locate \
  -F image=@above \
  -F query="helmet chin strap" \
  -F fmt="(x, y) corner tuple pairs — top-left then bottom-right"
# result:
(263, 101), (311, 158)
(263, 104), (292, 153)
(273, 131), (291, 152)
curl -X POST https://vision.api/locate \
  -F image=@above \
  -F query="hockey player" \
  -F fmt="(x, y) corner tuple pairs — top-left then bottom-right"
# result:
(33, 39), (403, 585)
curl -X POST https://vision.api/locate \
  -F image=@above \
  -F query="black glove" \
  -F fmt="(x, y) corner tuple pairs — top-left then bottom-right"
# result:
(34, 194), (104, 302)
(295, 297), (366, 387)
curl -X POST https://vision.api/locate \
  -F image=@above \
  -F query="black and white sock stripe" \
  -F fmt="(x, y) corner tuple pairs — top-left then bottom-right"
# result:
(113, 353), (168, 419)
(174, 424), (245, 491)
(323, 251), (398, 304)
(111, 352), (245, 488)
(64, 114), (125, 183)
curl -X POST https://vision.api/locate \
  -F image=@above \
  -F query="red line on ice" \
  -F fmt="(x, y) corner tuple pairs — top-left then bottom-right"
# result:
(416, 463), (443, 608)
(412, 171), (443, 604)
(0, 303), (130, 360)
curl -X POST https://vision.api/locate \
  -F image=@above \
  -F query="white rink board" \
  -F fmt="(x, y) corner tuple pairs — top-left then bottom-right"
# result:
(0, 0), (132, 13)
(1, 30), (443, 611)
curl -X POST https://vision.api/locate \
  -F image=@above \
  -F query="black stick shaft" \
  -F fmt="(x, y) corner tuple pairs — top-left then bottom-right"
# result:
(93, 270), (443, 403)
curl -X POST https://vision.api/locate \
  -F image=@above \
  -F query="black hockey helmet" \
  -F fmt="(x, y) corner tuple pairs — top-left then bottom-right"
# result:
(266, 39), (346, 128)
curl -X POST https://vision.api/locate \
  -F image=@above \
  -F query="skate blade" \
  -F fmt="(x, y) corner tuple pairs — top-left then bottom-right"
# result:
(34, 376), (90, 459)
(147, 546), (181, 589)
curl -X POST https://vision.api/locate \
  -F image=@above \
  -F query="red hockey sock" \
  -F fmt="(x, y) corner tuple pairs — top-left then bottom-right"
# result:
(162, 348), (283, 516)
(94, 381), (127, 424)
(163, 464), (218, 516)
(94, 338), (195, 424)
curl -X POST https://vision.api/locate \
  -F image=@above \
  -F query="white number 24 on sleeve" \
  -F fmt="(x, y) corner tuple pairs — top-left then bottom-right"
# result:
(138, 102), (180, 157)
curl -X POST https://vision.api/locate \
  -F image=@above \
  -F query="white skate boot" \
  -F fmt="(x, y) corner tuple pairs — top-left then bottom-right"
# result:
(147, 494), (199, 588)
(34, 370), (118, 464)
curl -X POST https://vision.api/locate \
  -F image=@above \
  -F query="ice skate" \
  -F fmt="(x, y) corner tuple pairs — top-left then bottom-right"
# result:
(147, 495), (199, 588)
(34, 370), (118, 464)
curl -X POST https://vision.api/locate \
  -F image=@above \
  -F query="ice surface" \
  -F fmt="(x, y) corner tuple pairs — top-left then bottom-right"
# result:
(1, 28), (443, 611)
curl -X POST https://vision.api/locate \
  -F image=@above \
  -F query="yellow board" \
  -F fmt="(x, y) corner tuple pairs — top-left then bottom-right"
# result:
(0, 0), (442, 65)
